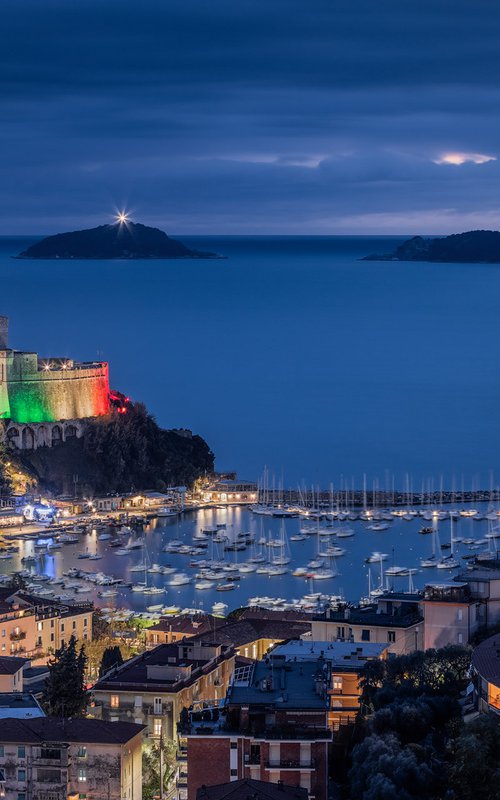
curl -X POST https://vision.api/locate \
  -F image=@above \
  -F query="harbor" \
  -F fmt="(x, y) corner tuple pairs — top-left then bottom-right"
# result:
(0, 502), (497, 620)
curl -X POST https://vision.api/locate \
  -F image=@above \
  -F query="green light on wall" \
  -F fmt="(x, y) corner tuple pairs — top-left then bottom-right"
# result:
(9, 390), (55, 424)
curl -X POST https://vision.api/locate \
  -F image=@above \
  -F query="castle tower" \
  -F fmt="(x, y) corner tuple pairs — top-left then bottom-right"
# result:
(0, 316), (8, 350)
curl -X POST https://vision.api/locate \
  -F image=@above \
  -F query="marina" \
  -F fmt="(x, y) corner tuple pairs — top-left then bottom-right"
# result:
(0, 503), (497, 618)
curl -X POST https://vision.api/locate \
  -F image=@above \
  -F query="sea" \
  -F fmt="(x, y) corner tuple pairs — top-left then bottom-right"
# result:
(2, 234), (500, 490)
(1, 234), (500, 610)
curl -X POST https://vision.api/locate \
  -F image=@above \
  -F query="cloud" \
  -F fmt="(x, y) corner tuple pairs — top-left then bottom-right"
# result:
(434, 152), (496, 165)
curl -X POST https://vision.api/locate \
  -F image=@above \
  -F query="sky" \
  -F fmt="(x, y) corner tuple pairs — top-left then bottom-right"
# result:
(2, 0), (500, 234)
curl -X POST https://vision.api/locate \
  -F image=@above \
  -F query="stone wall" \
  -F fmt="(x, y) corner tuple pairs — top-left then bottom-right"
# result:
(0, 419), (88, 450)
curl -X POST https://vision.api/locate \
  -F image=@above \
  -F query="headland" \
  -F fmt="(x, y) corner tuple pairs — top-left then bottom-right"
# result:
(362, 229), (500, 262)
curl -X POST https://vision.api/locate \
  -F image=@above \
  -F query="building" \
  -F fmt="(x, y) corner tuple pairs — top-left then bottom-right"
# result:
(184, 656), (331, 800)
(0, 315), (110, 450)
(271, 640), (388, 730)
(0, 716), (144, 800)
(0, 589), (93, 658)
(92, 638), (235, 739)
(0, 693), (45, 719)
(471, 633), (500, 716)
(146, 609), (311, 659)
(0, 656), (27, 692)
(200, 479), (258, 505)
(455, 563), (500, 627)
(197, 778), (308, 800)
(311, 595), (424, 655)
(422, 582), (481, 649)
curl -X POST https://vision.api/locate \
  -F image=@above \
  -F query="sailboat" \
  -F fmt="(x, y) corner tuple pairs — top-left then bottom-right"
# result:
(272, 521), (291, 566)
(437, 516), (460, 569)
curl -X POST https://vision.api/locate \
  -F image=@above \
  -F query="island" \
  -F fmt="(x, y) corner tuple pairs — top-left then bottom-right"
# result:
(362, 229), (500, 263)
(16, 220), (223, 259)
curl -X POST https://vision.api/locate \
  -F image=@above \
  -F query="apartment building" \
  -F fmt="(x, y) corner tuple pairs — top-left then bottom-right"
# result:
(422, 582), (482, 649)
(92, 638), (235, 739)
(184, 656), (331, 800)
(271, 640), (388, 729)
(0, 716), (144, 800)
(471, 633), (500, 715)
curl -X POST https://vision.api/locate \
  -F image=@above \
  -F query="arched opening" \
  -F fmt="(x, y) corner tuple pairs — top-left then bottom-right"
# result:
(21, 427), (35, 450)
(6, 427), (20, 449)
(51, 425), (62, 446)
(65, 424), (77, 439)
(37, 426), (47, 447)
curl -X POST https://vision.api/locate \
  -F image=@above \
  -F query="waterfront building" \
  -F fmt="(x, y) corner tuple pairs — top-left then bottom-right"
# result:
(271, 640), (388, 730)
(0, 589), (92, 658)
(199, 479), (258, 505)
(183, 655), (331, 800)
(454, 563), (500, 627)
(471, 633), (500, 715)
(0, 314), (110, 450)
(312, 596), (424, 654)
(92, 638), (235, 739)
(0, 716), (144, 800)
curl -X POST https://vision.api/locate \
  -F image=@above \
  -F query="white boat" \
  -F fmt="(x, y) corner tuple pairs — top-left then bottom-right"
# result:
(292, 567), (309, 577)
(290, 534), (307, 542)
(144, 586), (165, 595)
(437, 558), (460, 569)
(148, 563), (163, 574)
(114, 548), (130, 556)
(98, 533), (112, 540)
(169, 573), (191, 586)
(267, 565), (288, 576)
(131, 583), (147, 592)
(238, 564), (256, 573)
(310, 568), (336, 580)
(99, 589), (118, 598)
(367, 523), (389, 531)
(195, 580), (215, 590)
(212, 602), (228, 615)
(385, 566), (407, 576)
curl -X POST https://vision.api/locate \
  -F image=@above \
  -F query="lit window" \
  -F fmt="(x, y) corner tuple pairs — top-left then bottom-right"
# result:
(153, 718), (162, 736)
(78, 767), (87, 782)
(110, 695), (120, 708)
(153, 698), (162, 714)
(77, 746), (87, 758)
(332, 675), (343, 691)
(37, 622), (43, 631)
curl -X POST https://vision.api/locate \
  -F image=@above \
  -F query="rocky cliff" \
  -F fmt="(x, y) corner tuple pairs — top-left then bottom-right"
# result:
(363, 230), (500, 263)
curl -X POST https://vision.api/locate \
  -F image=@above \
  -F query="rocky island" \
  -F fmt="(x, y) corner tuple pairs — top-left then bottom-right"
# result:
(17, 219), (223, 259)
(362, 229), (500, 263)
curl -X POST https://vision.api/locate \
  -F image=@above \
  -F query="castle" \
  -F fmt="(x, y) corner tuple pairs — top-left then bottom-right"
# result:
(0, 315), (110, 450)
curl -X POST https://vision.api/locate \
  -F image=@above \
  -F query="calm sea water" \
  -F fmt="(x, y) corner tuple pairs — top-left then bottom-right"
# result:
(1, 234), (500, 488)
(0, 507), (493, 608)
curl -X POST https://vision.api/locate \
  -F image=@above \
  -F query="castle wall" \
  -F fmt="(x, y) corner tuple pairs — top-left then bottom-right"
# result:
(0, 316), (8, 350)
(7, 363), (110, 423)
(0, 352), (10, 419)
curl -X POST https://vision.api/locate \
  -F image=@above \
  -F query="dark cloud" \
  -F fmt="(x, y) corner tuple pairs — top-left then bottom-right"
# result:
(1, 0), (499, 232)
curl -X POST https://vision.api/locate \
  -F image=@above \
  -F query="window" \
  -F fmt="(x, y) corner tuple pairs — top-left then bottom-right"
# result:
(0, 745), (4, 757)
(457, 609), (463, 622)
(73, 621), (76, 630)
(1, 629), (4, 637)
(153, 718), (162, 736)
(61, 639), (65, 648)
(17, 794), (26, 800)
(50, 633), (54, 642)
(1, 645), (4, 652)
(77, 746), (87, 758)
(37, 637), (42, 647)
(61, 623), (65, 633)
(337, 626), (345, 639)
(458, 633), (463, 644)
(110, 695), (120, 708)
(230, 769), (237, 776)
(0, 768), (4, 781)
(78, 767), (87, 782)
(230, 742), (237, 750)
(134, 696), (142, 708)
(361, 629), (371, 641)
(84, 618), (88, 627)
(332, 675), (343, 691)
(37, 622), (43, 631)
(40, 747), (61, 760)
(18, 746), (25, 759)
(153, 697), (162, 714)
(388, 631), (396, 643)
(17, 768), (26, 781)
(50, 619), (54, 629)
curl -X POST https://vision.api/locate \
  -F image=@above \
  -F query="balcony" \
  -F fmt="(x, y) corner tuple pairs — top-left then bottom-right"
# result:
(10, 631), (26, 641)
(176, 773), (188, 788)
(265, 760), (315, 770)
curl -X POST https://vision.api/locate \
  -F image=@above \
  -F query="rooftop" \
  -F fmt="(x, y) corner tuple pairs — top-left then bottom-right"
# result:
(472, 634), (500, 688)
(271, 640), (387, 668)
(319, 604), (423, 628)
(0, 693), (45, 719)
(94, 639), (234, 693)
(0, 716), (145, 744)
(227, 657), (329, 710)
(197, 779), (308, 800)
(0, 656), (28, 675)
(455, 567), (500, 582)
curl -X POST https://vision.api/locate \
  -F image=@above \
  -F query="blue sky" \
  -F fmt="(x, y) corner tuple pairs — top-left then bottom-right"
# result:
(1, 0), (499, 234)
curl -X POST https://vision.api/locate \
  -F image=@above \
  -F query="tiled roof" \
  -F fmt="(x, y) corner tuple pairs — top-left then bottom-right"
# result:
(0, 656), (27, 675)
(197, 779), (307, 800)
(148, 614), (225, 636)
(472, 635), (500, 687)
(0, 716), (145, 744)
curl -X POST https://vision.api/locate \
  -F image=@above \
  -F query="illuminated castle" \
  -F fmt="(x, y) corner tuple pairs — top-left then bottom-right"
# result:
(0, 315), (111, 450)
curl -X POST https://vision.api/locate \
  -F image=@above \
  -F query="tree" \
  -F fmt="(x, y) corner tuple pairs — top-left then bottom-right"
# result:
(42, 635), (89, 717)
(447, 716), (500, 800)
(142, 739), (177, 800)
(92, 608), (112, 640)
(99, 645), (124, 677)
